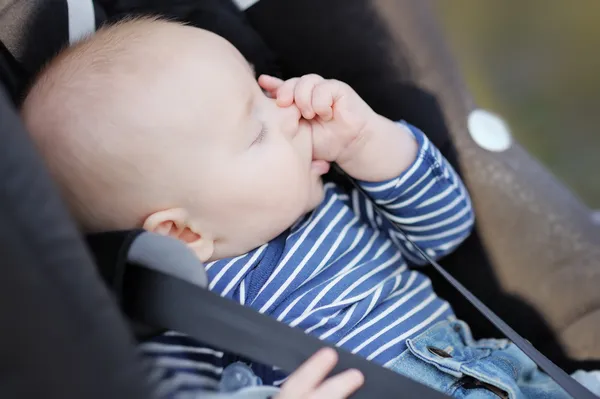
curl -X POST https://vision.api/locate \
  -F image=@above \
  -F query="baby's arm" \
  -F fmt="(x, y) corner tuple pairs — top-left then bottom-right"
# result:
(260, 74), (474, 262)
(352, 121), (475, 263)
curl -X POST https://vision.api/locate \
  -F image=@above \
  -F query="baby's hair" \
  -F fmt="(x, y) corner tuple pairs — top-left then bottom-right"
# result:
(21, 16), (190, 232)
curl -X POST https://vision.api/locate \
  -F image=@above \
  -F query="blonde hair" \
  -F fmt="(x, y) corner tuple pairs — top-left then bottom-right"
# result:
(21, 16), (189, 231)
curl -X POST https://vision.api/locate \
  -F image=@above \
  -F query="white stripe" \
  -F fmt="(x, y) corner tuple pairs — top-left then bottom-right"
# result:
(337, 272), (419, 346)
(287, 232), (383, 325)
(304, 308), (344, 334)
(140, 343), (223, 357)
(362, 140), (430, 193)
(388, 232), (423, 264)
(400, 205), (472, 232)
(436, 235), (472, 252)
(381, 192), (467, 224)
(387, 178), (437, 209)
(415, 180), (458, 209)
(320, 265), (406, 313)
(239, 279), (246, 305)
(334, 251), (401, 301)
(319, 273), (390, 341)
(305, 217), (359, 282)
(151, 357), (223, 374)
(354, 293), (437, 354)
(221, 245), (266, 297)
(319, 303), (358, 340)
(365, 199), (376, 228)
(368, 303), (450, 360)
(372, 237), (393, 258)
(208, 251), (252, 290)
(408, 218), (474, 242)
(253, 195), (337, 303)
(206, 250), (245, 272)
(258, 206), (348, 313)
(376, 168), (433, 206)
(164, 331), (186, 337)
(292, 257), (405, 330)
(231, 0), (261, 11)
(66, 0), (96, 44)
(276, 225), (367, 321)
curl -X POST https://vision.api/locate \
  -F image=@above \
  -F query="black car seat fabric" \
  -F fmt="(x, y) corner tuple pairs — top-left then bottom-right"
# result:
(0, 84), (154, 399)
(1, 1), (598, 397)
(0, 0), (106, 102)
(0, 2), (158, 398)
(95, 0), (282, 78)
(236, 0), (600, 368)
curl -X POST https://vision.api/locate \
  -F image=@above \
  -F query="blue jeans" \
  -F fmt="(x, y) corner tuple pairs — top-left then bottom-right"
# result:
(387, 319), (599, 398)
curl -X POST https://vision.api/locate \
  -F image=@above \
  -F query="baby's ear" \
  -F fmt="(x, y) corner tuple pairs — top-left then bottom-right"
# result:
(143, 208), (215, 262)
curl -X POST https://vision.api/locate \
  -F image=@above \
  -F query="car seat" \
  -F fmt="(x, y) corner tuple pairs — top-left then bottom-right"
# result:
(0, 0), (598, 398)
(95, 0), (600, 369)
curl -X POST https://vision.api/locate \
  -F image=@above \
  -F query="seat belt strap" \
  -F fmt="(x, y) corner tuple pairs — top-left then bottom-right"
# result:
(124, 264), (450, 399)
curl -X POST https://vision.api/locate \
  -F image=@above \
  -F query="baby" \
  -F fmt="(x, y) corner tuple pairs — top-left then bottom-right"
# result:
(21, 17), (599, 399)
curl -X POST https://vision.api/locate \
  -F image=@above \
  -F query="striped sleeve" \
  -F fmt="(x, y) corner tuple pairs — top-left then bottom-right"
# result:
(140, 332), (223, 398)
(353, 122), (475, 264)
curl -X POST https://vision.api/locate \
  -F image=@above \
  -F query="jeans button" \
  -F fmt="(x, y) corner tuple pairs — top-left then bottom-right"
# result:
(427, 346), (453, 358)
(218, 362), (262, 392)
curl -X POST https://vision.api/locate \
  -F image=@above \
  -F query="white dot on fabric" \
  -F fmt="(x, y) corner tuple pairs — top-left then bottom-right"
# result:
(468, 109), (512, 152)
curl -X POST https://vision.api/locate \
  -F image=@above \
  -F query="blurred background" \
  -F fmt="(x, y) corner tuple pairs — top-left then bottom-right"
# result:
(434, 1), (600, 208)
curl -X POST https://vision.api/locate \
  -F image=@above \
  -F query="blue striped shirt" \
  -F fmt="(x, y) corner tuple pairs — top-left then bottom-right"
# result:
(142, 122), (475, 395)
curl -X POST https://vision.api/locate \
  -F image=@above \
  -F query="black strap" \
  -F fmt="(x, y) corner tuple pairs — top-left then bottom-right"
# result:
(123, 265), (450, 399)
(346, 177), (597, 399)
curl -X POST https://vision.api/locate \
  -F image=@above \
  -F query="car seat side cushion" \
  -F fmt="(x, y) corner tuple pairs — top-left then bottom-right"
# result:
(0, 86), (154, 399)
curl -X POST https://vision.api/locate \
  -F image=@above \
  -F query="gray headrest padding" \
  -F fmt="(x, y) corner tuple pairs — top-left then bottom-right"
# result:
(127, 231), (208, 289)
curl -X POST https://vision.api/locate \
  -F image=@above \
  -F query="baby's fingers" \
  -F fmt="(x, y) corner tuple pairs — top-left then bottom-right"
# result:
(278, 348), (338, 397)
(258, 75), (284, 98)
(312, 80), (339, 121)
(311, 368), (364, 399)
(294, 74), (324, 119)
(276, 78), (300, 107)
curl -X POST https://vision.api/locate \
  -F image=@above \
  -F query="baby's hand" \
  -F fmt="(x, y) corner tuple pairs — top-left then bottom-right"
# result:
(275, 347), (364, 399)
(259, 74), (376, 166)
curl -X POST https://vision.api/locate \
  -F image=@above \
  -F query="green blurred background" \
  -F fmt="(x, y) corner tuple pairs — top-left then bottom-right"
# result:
(434, 1), (600, 208)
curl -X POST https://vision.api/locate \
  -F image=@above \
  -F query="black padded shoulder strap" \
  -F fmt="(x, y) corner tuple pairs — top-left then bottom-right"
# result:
(124, 261), (450, 399)
(90, 230), (449, 398)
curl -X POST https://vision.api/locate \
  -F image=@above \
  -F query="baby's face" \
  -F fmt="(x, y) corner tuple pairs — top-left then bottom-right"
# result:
(176, 30), (327, 260)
